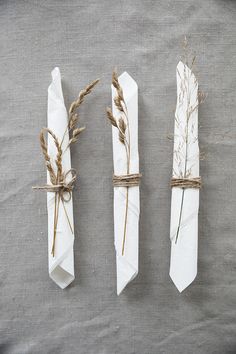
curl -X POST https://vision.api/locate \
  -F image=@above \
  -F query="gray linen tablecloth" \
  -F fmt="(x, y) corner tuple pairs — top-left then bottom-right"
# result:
(0, 1), (236, 353)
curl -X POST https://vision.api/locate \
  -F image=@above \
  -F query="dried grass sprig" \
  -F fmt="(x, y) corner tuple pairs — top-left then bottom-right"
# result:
(39, 128), (57, 184)
(174, 39), (205, 243)
(38, 128), (66, 256)
(106, 107), (118, 127)
(107, 69), (131, 255)
(112, 70), (124, 102)
(61, 78), (100, 150)
(69, 78), (100, 114)
(118, 118), (126, 144)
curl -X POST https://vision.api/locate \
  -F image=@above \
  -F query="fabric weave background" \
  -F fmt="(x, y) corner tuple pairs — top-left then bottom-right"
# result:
(0, 1), (236, 353)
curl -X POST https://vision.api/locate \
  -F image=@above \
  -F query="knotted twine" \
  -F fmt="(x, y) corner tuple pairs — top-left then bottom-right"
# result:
(34, 169), (76, 201)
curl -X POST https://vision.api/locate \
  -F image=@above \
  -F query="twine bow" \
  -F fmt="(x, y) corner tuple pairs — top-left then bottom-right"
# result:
(33, 169), (77, 202)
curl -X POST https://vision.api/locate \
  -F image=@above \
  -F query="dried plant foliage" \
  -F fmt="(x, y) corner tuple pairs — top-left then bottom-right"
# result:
(62, 78), (100, 150)
(173, 38), (205, 243)
(106, 107), (117, 127)
(106, 69), (131, 255)
(39, 128), (57, 185)
(118, 118), (127, 144)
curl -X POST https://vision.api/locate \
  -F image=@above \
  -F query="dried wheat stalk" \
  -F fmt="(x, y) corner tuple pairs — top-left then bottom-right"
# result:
(61, 78), (100, 150)
(106, 69), (131, 256)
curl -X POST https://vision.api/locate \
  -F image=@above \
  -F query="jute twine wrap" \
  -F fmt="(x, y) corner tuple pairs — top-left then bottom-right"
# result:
(171, 177), (202, 189)
(113, 173), (142, 187)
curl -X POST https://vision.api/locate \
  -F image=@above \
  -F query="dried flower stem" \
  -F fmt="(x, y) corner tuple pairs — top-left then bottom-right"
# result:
(121, 106), (130, 256)
(174, 39), (205, 243)
(52, 78), (99, 255)
(107, 69), (131, 256)
(60, 78), (100, 150)
(52, 191), (60, 256)
(175, 64), (191, 244)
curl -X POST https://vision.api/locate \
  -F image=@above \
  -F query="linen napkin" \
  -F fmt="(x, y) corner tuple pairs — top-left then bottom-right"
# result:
(170, 61), (200, 292)
(111, 72), (140, 295)
(47, 67), (75, 289)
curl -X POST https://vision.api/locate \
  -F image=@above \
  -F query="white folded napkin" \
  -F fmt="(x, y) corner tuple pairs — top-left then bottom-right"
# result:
(111, 72), (140, 295)
(47, 67), (75, 289)
(170, 61), (199, 292)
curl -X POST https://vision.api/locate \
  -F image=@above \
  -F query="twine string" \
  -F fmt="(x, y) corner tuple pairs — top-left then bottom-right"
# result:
(113, 173), (142, 188)
(171, 177), (202, 189)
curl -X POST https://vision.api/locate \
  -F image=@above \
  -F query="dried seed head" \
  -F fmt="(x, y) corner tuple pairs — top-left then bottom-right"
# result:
(68, 129), (85, 146)
(112, 70), (120, 90)
(69, 78), (100, 116)
(67, 127), (86, 146)
(71, 78), (100, 111)
(65, 77), (99, 149)
(118, 118), (126, 144)
(119, 118), (126, 135)
(68, 113), (79, 130)
(85, 78), (100, 94)
(107, 69), (130, 150)
(106, 107), (117, 127)
(112, 69), (124, 101)
(72, 127), (85, 139)
(69, 102), (78, 115)
(119, 131), (125, 144)
(39, 128), (62, 184)
(114, 96), (124, 112)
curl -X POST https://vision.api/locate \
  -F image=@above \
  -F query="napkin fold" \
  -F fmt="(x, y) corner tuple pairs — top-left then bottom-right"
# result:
(111, 72), (140, 295)
(169, 61), (199, 292)
(47, 67), (75, 289)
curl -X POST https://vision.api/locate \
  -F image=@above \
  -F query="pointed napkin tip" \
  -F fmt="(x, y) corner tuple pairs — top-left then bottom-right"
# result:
(169, 271), (197, 293)
(117, 281), (128, 296)
(116, 266), (138, 296)
(119, 71), (138, 90)
(117, 288), (123, 296)
(177, 60), (194, 77)
(116, 276), (127, 296)
(51, 67), (61, 81)
(177, 60), (184, 68)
